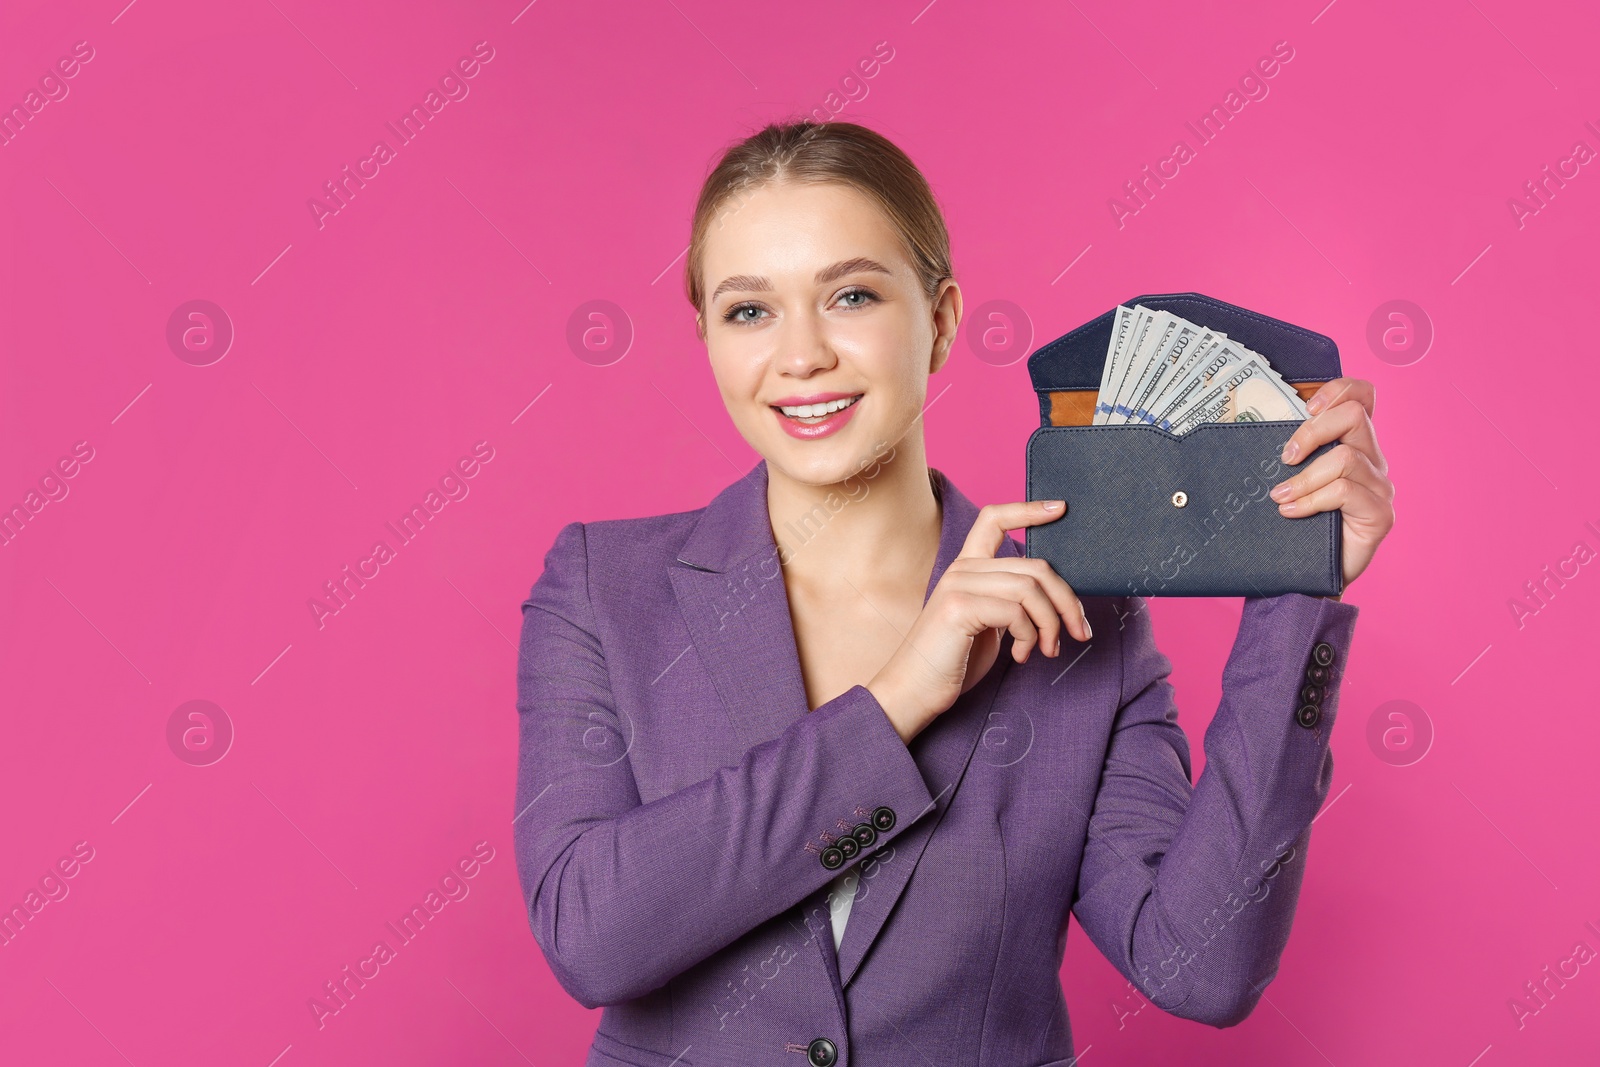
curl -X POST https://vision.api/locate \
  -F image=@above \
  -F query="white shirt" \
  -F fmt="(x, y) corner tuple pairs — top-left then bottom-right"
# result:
(826, 866), (859, 950)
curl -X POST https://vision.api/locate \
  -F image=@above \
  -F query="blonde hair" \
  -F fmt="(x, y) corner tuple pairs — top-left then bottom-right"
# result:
(684, 120), (954, 331)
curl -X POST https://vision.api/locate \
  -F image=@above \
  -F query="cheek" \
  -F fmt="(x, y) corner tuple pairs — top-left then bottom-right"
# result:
(866, 341), (929, 414)
(706, 344), (771, 422)
(706, 338), (757, 389)
(838, 318), (919, 384)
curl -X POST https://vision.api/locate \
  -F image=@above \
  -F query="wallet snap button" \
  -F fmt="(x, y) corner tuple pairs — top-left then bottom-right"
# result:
(1171, 491), (1188, 508)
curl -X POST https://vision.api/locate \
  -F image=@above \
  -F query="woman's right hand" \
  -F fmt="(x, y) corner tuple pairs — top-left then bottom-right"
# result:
(867, 500), (1090, 744)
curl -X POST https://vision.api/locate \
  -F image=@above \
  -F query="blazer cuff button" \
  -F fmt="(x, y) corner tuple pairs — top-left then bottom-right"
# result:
(836, 836), (859, 861)
(871, 806), (896, 832)
(819, 846), (845, 871)
(1295, 704), (1321, 729)
(1312, 641), (1335, 667)
(851, 822), (877, 848)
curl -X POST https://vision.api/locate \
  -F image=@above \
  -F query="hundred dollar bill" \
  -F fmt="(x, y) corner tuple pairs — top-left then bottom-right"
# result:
(1145, 335), (1240, 428)
(1092, 305), (1140, 425)
(1090, 305), (1306, 433)
(1109, 310), (1178, 424)
(1155, 333), (1299, 424)
(1154, 328), (1226, 423)
(1097, 305), (1157, 424)
(1166, 355), (1309, 435)
(1123, 320), (1209, 428)
(1124, 330), (1220, 431)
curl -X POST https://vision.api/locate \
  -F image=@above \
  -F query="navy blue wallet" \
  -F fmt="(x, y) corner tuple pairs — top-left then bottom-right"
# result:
(1024, 292), (1344, 598)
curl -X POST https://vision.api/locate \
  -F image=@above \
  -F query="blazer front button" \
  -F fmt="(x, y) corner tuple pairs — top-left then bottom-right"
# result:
(1295, 704), (1321, 729)
(807, 1037), (838, 1067)
(851, 822), (877, 848)
(820, 846), (845, 871)
(1312, 641), (1335, 667)
(871, 806), (896, 832)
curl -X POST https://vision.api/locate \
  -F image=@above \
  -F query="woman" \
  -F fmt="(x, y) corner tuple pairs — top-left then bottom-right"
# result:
(515, 121), (1394, 1067)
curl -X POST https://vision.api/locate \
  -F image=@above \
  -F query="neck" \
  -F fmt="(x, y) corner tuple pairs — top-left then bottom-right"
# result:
(765, 447), (943, 602)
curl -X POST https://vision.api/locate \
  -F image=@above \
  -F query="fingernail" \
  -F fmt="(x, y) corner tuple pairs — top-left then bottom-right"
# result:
(1041, 500), (1064, 512)
(1281, 441), (1300, 463)
(1270, 483), (1292, 501)
(1084, 619), (1093, 640)
(1279, 500), (1296, 514)
(1306, 396), (1324, 414)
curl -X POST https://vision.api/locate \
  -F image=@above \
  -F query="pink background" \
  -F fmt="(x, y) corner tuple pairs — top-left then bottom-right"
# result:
(2, 0), (1596, 1063)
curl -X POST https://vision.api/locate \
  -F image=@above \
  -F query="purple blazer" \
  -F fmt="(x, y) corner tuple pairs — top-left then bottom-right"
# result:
(515, 460), (1358, 1067)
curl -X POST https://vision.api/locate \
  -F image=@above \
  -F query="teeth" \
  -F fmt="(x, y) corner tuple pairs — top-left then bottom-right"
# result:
(778, 395), (860, 419)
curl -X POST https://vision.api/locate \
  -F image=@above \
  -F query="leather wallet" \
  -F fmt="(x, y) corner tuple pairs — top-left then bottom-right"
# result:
(1024, 292), (1344, 598)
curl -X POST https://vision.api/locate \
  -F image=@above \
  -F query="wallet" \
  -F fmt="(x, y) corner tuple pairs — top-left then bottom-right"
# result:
(1024, 292), (1344, 598)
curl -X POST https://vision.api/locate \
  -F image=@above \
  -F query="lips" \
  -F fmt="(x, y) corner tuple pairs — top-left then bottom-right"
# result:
(771, 393), (863, 440)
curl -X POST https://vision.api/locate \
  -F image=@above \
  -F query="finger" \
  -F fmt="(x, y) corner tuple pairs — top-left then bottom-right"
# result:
(1280, 399), (1386, 471)
(1304, 377), (1375, 420)
(1011, 605), (1051, 664)
(1276, 476), (1387, 524)
(1281, 397), (1366, 461)
(953, 592), (1040, 663)
(1270, 443), (1391, 508)
(960, 572), (1075, 655)
(958, 500), (1065, 561)
(946, 568), (1065, 657)
(949, 558), (1090, 645)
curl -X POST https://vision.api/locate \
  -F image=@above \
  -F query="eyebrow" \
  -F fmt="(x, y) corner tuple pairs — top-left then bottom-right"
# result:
(708, 257), (894, 303)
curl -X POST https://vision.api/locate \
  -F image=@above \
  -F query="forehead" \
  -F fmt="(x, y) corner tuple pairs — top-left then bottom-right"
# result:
(701, 180), (907, 276)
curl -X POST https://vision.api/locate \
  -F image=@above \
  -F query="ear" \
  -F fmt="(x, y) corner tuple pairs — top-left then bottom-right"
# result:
(928, 279), (962, 375)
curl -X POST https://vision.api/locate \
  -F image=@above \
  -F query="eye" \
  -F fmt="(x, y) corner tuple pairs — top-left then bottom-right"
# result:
(722, 302), (767, 324)
(836, 286), (879, 309)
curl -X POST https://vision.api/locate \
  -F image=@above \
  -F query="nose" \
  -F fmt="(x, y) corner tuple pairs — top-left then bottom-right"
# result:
(774, 309), (837, 379)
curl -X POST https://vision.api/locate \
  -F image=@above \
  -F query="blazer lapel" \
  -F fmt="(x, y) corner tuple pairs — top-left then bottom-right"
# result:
(668, 461), (813, 753)
(667, 459), (1020, 988)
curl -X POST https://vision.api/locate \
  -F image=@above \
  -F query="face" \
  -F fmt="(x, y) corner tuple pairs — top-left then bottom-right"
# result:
(697, 180), (960, 487)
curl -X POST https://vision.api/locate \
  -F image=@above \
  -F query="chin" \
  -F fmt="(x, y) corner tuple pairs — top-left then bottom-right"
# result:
(768, 437), (893, 489)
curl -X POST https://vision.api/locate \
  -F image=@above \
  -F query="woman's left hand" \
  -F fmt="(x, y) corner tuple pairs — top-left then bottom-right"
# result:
(1269, 377), (1395, 589)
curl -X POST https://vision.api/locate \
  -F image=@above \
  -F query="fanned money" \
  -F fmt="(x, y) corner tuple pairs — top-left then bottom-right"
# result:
(1092, 304), (1309, 432)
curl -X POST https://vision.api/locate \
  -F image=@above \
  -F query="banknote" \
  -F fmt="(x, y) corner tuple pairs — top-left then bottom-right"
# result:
(1110, 311), (1180, 425)
(1095, 305), (1157, 424)
(1151, 336), (1254, 428)
(1093, 305), (1308, 433)
(1121, 319), (1210, 428)
(1092, 305), (1140, 425)
(1166, 355), (1309, 435)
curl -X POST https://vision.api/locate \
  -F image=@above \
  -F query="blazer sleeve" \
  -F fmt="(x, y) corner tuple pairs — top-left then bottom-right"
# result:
(513, 521), (936, 1009)
(1069, 592), (1358, 1028)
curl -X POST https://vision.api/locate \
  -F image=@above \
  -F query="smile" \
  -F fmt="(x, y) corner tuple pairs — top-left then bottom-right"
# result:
(776, 395), (861, 419)
(771, 393), (863, 440)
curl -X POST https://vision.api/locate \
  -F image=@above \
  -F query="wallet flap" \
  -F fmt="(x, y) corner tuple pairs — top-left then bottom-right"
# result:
(1026, 292), (1342, 409)
(1025, 421), (1343, 598)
